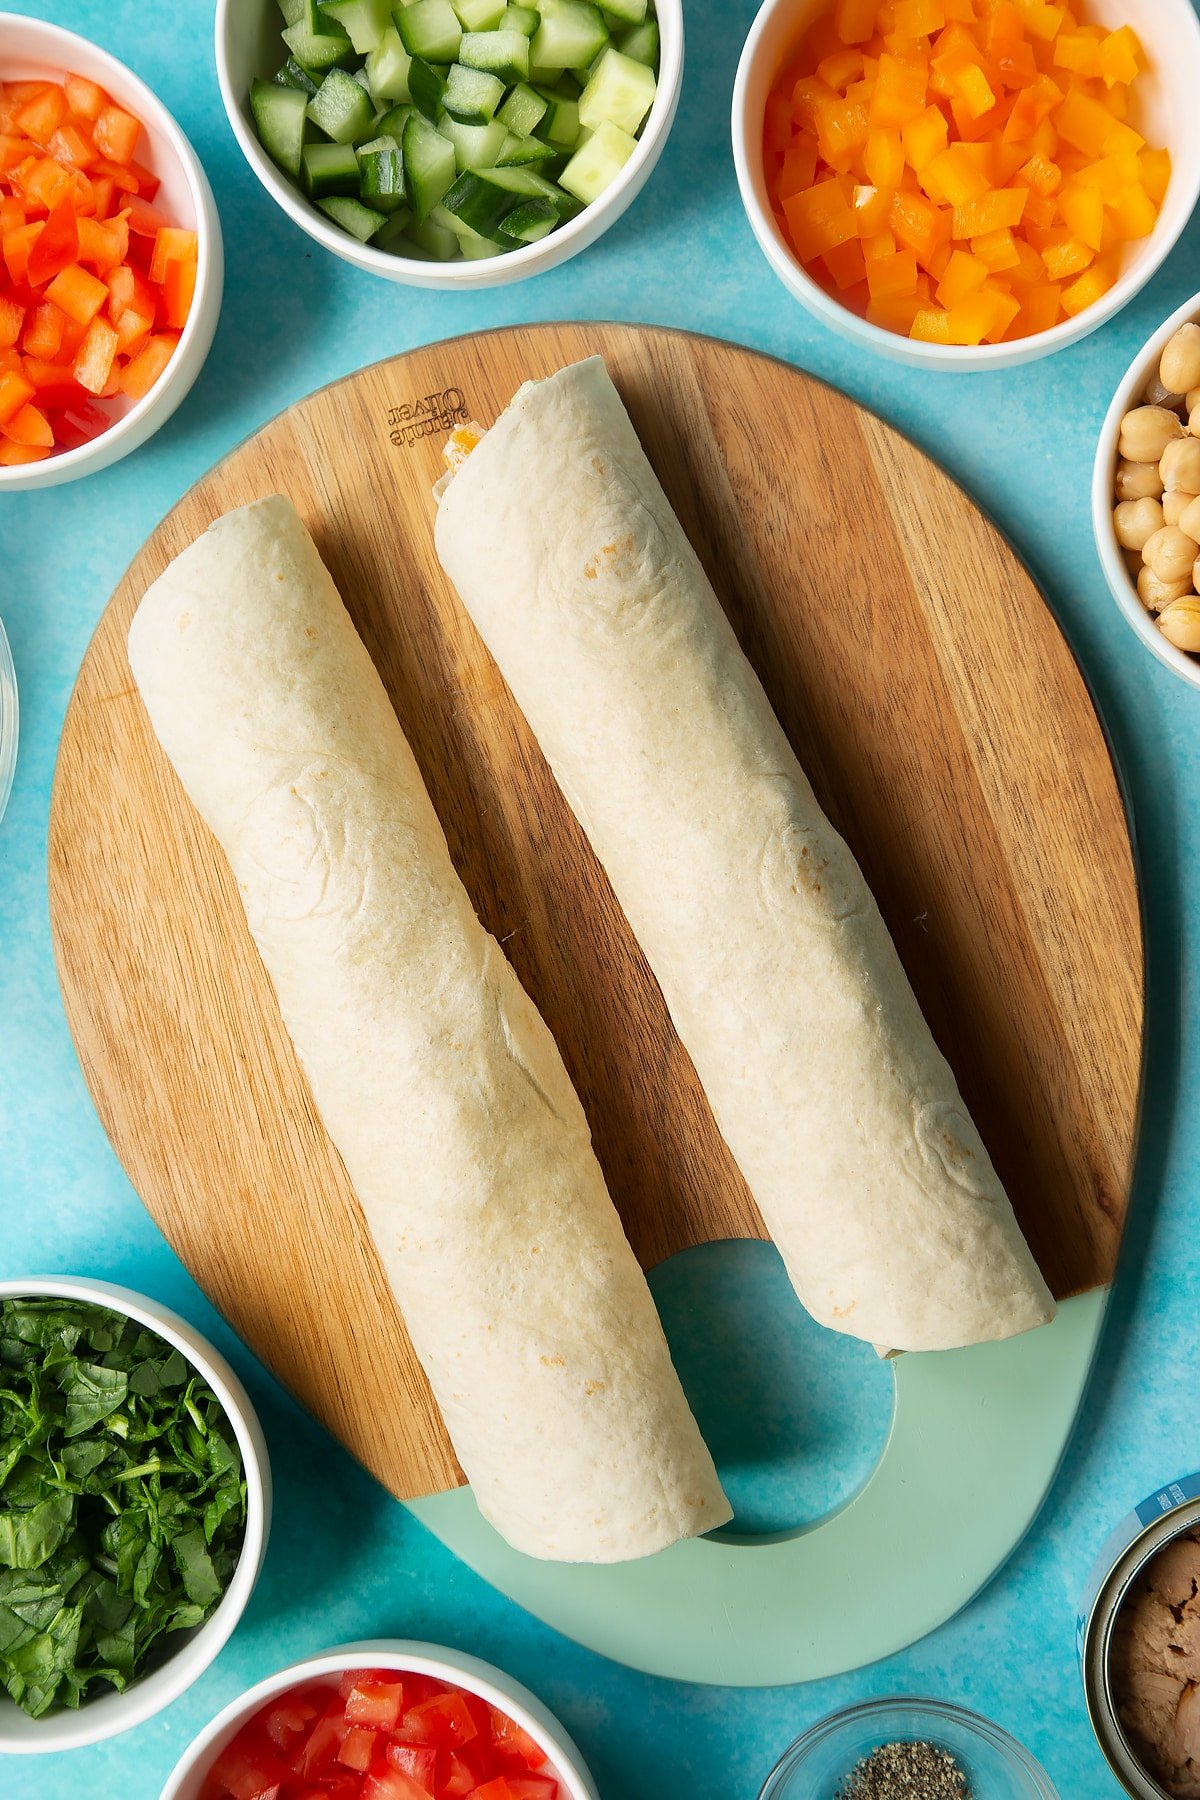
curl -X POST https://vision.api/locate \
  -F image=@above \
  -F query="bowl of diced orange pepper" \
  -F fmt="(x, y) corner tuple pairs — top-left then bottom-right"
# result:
(0, 13), (222, 489)
(733, 0), (1200, 368)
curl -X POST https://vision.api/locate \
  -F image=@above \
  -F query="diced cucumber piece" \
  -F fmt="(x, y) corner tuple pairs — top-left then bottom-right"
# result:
(501, 4), (540, 33)
(402, 109), (458, 217)
(302, 138), (362, 195)
(393, 0), (462, 62)
(535, 88), (580, 146)
(437, 111), (508, 169)
(601, 0), (646, 23)
(578, 46), (654, 134)
(408, 55), (449, 117)
(559, 114), (633, 201)
(372, 205), (414, 247)
(615, 17), (657, 66)
(441, 62), (505, 122)
(317, 193), (388, 238)
(277, 0), (307, 24)
(358, 134), (407, 208)
(496, 128), (557, 165)
(529, 0), (608, 72)
(554, 68), (582, 96)
(407, 214), (461, 257)
(498, 194), (558, 239)
(498, 80), (547, 135)
(307, 65), (377, 140)
(441, 161), (568, 237)
(351, 63), (374, 89)
(366, 23), (413, 98)
(429, 201), (504, 255)
(451, 0), (507, 29)
(273, 55), (320, 94)
(377, 100), (416, 135)
(323, 0), (393, 49)
(251, 79), (310, 179)
(282, 14), (355, 70)
(458, 28), (529, 82)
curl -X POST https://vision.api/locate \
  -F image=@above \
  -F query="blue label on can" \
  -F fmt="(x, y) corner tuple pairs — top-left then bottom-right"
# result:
(1077, 1471), (1200, 1655)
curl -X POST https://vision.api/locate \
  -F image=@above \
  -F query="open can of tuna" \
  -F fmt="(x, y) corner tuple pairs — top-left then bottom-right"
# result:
(1079, 1471), (1200, 1799)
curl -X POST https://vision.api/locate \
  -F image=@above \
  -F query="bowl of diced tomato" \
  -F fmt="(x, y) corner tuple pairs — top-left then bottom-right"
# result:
(732, 0), (1200, 369)
(0, 13), (222, 488)
(159, 1642), (600, 1800)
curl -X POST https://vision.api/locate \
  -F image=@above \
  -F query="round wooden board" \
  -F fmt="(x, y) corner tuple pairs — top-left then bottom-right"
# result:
(49, 324), (1143, 1506)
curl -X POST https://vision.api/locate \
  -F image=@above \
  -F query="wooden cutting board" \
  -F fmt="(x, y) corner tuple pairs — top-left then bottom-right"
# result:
(48, 323), (1143, 1504)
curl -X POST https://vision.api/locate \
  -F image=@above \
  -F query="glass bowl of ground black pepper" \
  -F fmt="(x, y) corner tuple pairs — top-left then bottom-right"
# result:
(759, 1698), (1059, 1800)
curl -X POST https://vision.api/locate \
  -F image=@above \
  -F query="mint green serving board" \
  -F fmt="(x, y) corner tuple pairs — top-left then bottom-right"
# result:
(49, 327), (1144, 1687)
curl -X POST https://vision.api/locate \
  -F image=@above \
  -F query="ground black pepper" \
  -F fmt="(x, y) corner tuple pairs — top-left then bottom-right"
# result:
(835, 1740), (972, 1799)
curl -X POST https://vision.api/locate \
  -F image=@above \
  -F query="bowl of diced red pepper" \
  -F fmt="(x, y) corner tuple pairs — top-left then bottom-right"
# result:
(0, 12), (222, 488)
(159, 1643), (600, 1800)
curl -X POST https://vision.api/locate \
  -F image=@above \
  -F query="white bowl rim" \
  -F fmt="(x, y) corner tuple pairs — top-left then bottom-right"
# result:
(212, 0), (681, 284)
(0, 10), (221, 485)
(730, 0), (1200, 369)
(158, 1639), (601, 1800)
(0, 1274), (271, 1753)
(1092, 285), (1200, 690)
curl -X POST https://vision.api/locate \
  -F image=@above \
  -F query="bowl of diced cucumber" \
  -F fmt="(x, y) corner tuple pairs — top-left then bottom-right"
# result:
(215, 0), (678, 285)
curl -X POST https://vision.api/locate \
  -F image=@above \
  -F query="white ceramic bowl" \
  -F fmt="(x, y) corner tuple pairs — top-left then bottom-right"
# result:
(0, 13), (223, 491)
(1093, 287), (1200, 690)
(159, 1641), (601, 1800)
(214, 0), (681, 289)
(0, 612), (16, 829)
(0, 1276), (271, 1754)
(732, 0), (1200, 371)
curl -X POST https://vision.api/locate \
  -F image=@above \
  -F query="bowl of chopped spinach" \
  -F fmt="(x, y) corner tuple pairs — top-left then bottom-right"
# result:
(0, 1277), (270, 1753)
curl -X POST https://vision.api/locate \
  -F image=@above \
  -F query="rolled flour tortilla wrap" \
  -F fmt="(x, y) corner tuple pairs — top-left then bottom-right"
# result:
(434, 358), (1055, 1353)
(127, 494), (730, 1562)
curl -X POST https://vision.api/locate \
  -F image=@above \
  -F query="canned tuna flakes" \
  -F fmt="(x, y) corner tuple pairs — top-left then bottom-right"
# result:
(1079, 1473), (1200, 1800)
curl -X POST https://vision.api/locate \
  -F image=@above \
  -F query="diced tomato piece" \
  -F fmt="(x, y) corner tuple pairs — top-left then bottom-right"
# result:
(262, 1697), (318, 1750)
(72, 314), (117, 393)
(0, 367), (34, 424)
(385, 1741), (436, 1784)
(93, 103), (139, 165)
(44, 261), (107, 324)
(360, 1770), (433, 1800)
(344, 1679), (404, 1731)
(0, 438), (50, 464)
(440, 1753), (477, 1799)
(403, 1693), (478, 1749)
(148, 225), (197, 283)
(0, 400), (51, 446)
(488, 1711), (547, 1770)
(17, 84), (68, 147)
(202, 1740), (289, 1800)
(473, 1780), (558, 1800)
(337, 1727), (377, 1772)
(26, 196), (78, 285)
(64, 73), (107, 120)
(295, 1703), (350, 1778)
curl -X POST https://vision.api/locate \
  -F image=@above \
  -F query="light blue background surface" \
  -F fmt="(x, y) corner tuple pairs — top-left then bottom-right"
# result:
(2, 0), (1199, 1794)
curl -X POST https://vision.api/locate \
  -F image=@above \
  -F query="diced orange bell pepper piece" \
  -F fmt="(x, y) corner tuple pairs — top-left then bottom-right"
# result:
(1012, 0), (1065, 42)
(1017, 151), (1062, 197)
(1058, 182), (1104, 250)
(22, 300), (65, 359)
(945, 284), (1021, 344)
(1055, 87), (1119, 158)
(815, 96), (870, 166)
(64, 73), (106, 121)
(1106, 181), (1157, 241)
(160, 253), (196, 329)
(0, 439), (50, 464)
(864, 126), (905, 188)
(952, 188), (1027, 237)
(1053, 34), (1102, 79)
(834, 0), (878, 46)
(935, 247), (989, 307)
(72, 314), (118, 394)
(822, 235), (868, 289)
(950, 63), (996, 121)
(1041, 235), (1093, 279)
(817, 50), (865, 92)
(118, 330), (177, 400)
(866, 247), (919, 298)
(1098, 26), (1140, 87)
(93, 104), (139, 166)
(1, 401), (53, 447)
(1061, 258), (1115, 317)
(853, 183), (893, 237)
(902, 105), (949, 170)
(926, 144), (990, 205)
(870, 54), (930, 127)
(44, 262), (108, 326)
(895, 0), (946, 33)
(779, 135), (818, 198)
(26, 197), (79, 287)
(783, 178), (858, 260)
(973, 225), (1021, 271)
(0, 367), (35, 425)
(909, 305), (952, 342)
(890, 188), (951, 265)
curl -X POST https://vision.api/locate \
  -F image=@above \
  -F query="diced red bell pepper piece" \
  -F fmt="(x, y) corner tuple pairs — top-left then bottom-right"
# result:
(0, 295), (22, 346)
(93, 104), (140, 165)
(44, 261), (107, 325)
(26, 197), (79, 286)
(1, 400), (53, 446)
(16, 85), (68, 147)
(64, 73), (106, 120)
(72, 314), (118, 394)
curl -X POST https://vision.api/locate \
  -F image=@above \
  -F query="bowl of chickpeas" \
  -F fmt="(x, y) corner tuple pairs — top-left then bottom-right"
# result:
(1095, 291), (1200, 688)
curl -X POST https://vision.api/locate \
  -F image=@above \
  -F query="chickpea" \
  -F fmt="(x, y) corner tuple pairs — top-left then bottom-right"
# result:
(1161, 323), (1200, 398)
(1115, 458), (1165, 502)
(1160, 437), (1200, 492)
(1145, 373), (1186, 412)
(1114, 497), (1164, 550)
(1144, 525), (1200, 584)
(1163, 491), (1194, 527)
(1158, 596), (1200, 653)
(1138, 565), (1191, 612)
(1178, 495), (1200, 540)
(1189, 405), (1200, 439)
(1189, 388), (1200, 414)
(1120, 406), (1185, 463)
